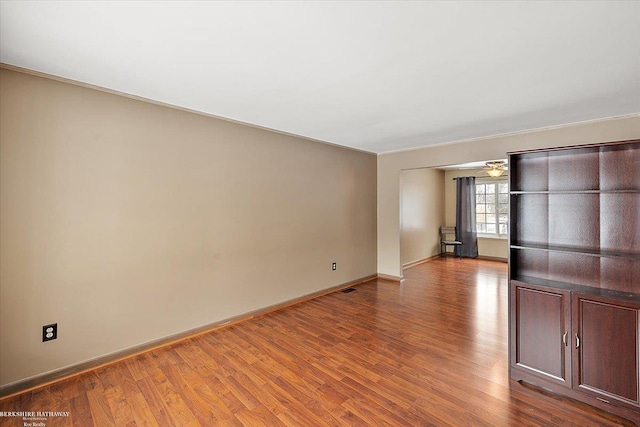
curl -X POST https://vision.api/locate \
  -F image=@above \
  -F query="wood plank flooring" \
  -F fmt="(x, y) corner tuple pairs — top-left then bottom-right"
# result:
(0, 258), (634, 426)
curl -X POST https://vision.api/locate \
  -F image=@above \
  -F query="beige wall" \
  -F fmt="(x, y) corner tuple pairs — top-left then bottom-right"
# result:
(400, 168), (445, 265)
(444, 169), (508, 259)
(0, 69), (377, 387)
(378, 115), (640, 278)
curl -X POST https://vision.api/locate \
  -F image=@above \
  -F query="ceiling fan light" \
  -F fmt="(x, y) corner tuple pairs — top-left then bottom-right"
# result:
(486, 168), (505, 177)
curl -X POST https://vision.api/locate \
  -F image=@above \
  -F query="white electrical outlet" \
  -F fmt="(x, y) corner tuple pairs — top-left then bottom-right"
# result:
(42, 323), (57, 342)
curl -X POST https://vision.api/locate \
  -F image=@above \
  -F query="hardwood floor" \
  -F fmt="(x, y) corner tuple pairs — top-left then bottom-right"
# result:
(0, 258), (634, 426)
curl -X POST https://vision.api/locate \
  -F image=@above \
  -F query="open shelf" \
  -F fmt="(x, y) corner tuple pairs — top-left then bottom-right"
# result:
(510, 140), (640, 193)
(511, 245), (640, 294)
(509, 139), (640, 296)
(511, 190), (640, 195)
(510, 244), (640, 260)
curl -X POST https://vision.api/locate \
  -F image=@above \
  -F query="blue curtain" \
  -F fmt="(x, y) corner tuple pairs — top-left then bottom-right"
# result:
(455, 177), (479, 258)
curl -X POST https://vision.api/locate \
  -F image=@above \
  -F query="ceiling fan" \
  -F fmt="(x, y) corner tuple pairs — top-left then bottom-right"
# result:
(483, 161), (508, 177)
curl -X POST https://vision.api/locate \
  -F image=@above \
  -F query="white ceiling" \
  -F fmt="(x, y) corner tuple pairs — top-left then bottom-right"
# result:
(1, 1), (639, 154)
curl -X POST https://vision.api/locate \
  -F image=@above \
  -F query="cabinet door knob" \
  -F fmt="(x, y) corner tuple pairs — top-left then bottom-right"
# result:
(576, 334), (580, 349)
(562, 332), (568, 346)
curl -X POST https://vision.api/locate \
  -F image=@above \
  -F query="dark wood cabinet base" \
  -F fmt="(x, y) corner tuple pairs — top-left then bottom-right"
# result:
(511, 369), (640, 426)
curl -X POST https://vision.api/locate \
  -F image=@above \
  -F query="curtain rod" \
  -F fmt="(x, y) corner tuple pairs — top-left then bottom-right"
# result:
(452, 175), (509, 181)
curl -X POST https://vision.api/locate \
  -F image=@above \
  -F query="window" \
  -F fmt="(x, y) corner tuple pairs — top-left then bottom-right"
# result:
(476, 181), (508, 236)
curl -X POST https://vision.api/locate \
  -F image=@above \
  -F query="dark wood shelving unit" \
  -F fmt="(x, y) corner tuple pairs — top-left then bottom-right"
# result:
(508, 139), (640, 424)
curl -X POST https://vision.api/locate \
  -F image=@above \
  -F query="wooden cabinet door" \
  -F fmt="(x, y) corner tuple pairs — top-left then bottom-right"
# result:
(511, 282), (572, 387)
(573, 296), (640, 407)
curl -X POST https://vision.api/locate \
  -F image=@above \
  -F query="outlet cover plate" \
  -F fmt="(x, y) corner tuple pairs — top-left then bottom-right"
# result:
(42, 323), (57, 342)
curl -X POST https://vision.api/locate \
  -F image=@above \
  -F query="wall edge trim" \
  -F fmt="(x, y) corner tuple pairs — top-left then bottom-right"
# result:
(477, 255), (508, 263)
(377, 273), (404, 282)
(402, 254), (440, 269)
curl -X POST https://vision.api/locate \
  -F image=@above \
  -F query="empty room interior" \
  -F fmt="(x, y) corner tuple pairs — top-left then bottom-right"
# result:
(1, 2), (640, 426)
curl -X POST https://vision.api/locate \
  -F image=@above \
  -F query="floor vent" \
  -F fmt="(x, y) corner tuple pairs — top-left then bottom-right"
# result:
(341, 288), (356, 294)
